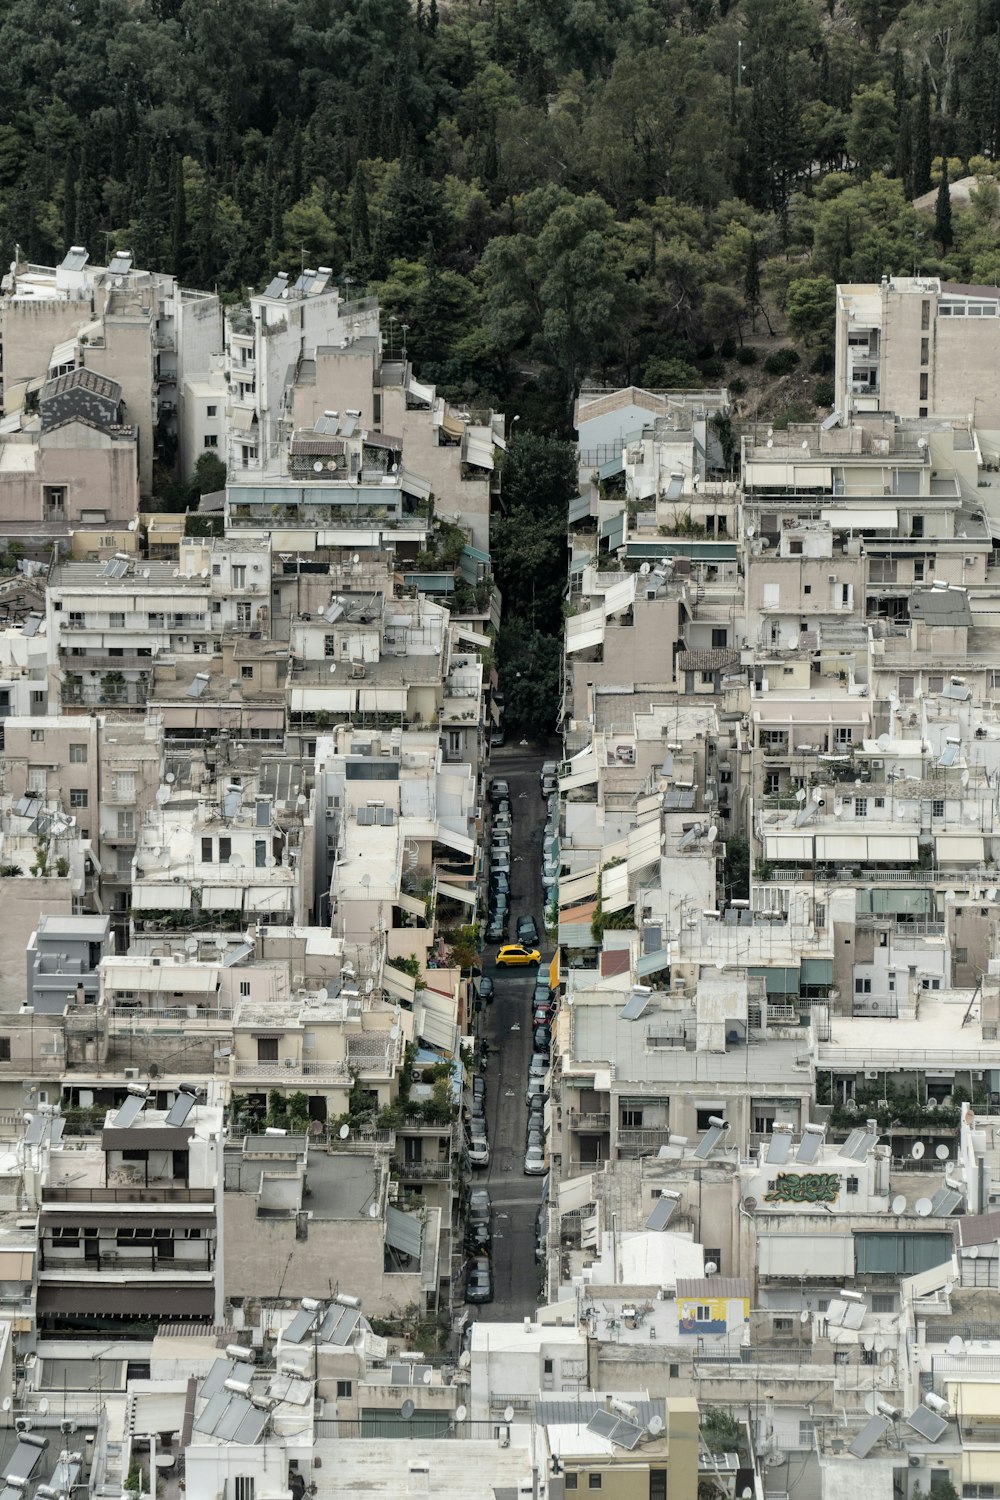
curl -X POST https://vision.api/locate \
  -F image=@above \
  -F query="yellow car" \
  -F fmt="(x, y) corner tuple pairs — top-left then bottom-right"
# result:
(496, 944), (541, 968)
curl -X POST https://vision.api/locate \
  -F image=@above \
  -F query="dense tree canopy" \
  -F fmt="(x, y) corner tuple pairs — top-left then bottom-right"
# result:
(0, 0), (998, 430)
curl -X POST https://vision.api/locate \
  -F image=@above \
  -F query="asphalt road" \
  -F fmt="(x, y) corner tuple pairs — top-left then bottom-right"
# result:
(477, 743), (549, 1320)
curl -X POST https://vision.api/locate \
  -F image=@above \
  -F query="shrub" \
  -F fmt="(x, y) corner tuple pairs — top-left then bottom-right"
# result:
(719, 337), (737, 358)
(812, 379), (835, 407)
(735, 345), (758, 366)
(699, 355), (726, 379)
(728, 376), (747, 396)
(763, 347), (800, 376)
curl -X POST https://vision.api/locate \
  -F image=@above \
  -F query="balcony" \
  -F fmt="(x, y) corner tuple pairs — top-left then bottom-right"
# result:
(393, 1159), (453, 1181)
(232, 1059), (351, 1083)
(617, 1126), (673, 1154)
(566, 1111), (611, 1132)
(41, 1249), (213, 1273)
(42, 1186), (214, 1203)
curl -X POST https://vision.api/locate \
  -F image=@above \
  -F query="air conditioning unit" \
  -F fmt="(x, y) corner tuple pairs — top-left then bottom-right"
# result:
(124, 1067), (140, 1081)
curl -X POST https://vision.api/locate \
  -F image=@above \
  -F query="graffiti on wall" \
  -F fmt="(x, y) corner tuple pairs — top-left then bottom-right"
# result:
(763, 1172), (840, 1204)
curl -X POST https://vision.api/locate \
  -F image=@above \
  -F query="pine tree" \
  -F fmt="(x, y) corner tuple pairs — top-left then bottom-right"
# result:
(895, 101), (913, 192)
(428, 0), (439, 35)
(891, 45), (907, 116)
(349, 162), (370, 269)
(171, 158), (187, 281)
(914, 65), (933, 195)
(62, 149), (78, 250)
(744, 236), (761, 332)
(935, 155), (953, 249)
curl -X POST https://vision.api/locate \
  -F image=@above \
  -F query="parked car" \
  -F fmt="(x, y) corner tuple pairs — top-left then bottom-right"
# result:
(496, 944), (541, 968)
(467, 1124), (490, 1168)
(478, 977), (494, 1005)
(490, 892), (510, 920)
(525, 1078), (549, 1105)
(540, 761), (559, 796)
(489, 726), (506, 748)
(516, 915), (539, 946)
(468, 1186), (492, 1225)
(528, 1100), (545, 1131)
(494, 798), (512, 819)
(533, 1004), (554, 1028)
(532, 1027), (551, 1054)
(490, 832), (511, 854)
(528, 1051), (549, 1077)
(465, 1255), (494, 1303)
(490, 873), (511, 900)
(466, 1219), (492, 1255)
(491, 853), (511, 877)
(493, 809), (513, 831)
(524, 1145), (546, 1175)
(533, 979), (553, 1005)
(490, 780), (510, 805)
(485, 912), (507, 944)
(473, 1075), (486, 1104)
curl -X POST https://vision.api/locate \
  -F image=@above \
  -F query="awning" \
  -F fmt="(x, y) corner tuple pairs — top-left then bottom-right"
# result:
(627, 821), (661, 873)
(559, 750), (598, 789)
(400, 469), (431, 501)
(549, 952), (560, 990)
(455, 625), (490, 648)
(948, 1381), (1000, 1420)
(104, 965), (219, 993)
(569, 494), (592, 524)
(813, 834), (918, 862)
(559, 1173), (596, 1214)
(245, 885), (292, 912)
(632, 475), (657, 500)
(600, 512), (625, 550)
(559, 868), (598, 906)
(821, 507), (898, 529)
(764, 834), (814, 861)
(50, 338), (78, 369)
(601, 862), (630, 913)
(131, 883), (189, 910)
(598, 455), (624, 481)
(437, 880), (477, 907)
(441, 408), (465, 441)
(131, 1390), (188, 1435)
(231, 406), (258, 430)
(434, 826), (475, 858)
(800, 958), (833, 985)
(397, 892), (427, 919)
(962, 1453), (1000, 1484)
(37, 1286), (215, 1316)
(464, 434), (495, 470)
(937, 833), (985, 864)
(200, 886), (244, 910)
(386, 1206), (423, 1260)
(637, 947), (672, 979)
(416, 991), (457, 1052)
(566, 608), (605, 654)
(383, 966), (417, 1005)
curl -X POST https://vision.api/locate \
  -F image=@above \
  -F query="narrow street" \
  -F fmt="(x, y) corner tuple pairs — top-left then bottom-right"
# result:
(479, 744), (548, 1320)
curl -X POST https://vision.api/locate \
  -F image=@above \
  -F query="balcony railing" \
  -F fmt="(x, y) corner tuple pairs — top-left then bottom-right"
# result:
(42, 1186), (214, 1203)
(617, 1126), (673, 1152)
(393, 1160), (453, 1180)
(566, 1111), (611, 1131)
(232, 1059), (351, 1082)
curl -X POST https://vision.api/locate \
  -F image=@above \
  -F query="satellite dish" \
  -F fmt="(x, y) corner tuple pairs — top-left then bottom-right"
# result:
(504, 1406), (515, 1423)
(400, 1400), (415, 1421)
(338, 1124), (350, 1140)
(390, 1025), (400, 1040)
(422, 1369), (433, 1385)
(128, 518), (138, 531)
(230, 853), (244, 869)
(265, 855), (277, 867)
(313, 461), (324, 473)
(882, 1365), (896, 1384)
(961, 769), (970, 786)
(1, 1398), (10, 1412)
(185, 937), (198, 954)
(891, 1194), (907, 1215)
(911, 1142), (925, 1160)
(156, 785), (170, 805)
(455, 1405), (468, 1423)
(936, 1144), (950, 1161)
(874, 1334), (886, 1354)
(166, 772), (176, 784)
(877, 734), (890, 751)
(800, 1310), (810, 1324)
(39, 1400), (49, 1415)
(368, 1203), (379, 1219)
(352, 554), (360, 565)
(863, 1335), (875, 1352)
(915, 1197), (933, 1217)
(947, 1336), (966, 1357)
(795, 788), (807, 802)
(707, 826), (718, 842)
(766, 438), (773, 448)
(802, 439), (809, 450)
(968, 1246), (979, 1259)
(329, 663), (337, 674)
(647, 1415), (664, 1436)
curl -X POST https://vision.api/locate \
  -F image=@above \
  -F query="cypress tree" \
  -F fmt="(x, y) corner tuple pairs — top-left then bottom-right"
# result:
(62, 149), (78, 250)
(891, 45), (907, 116)
(895, 101), (913, 193)
(171, 158), (187, 280)
(935, 155), (953, 249)
(744, 237), (760, 332)
(914, 65), (933, 195)
(350, 162), (370, 265)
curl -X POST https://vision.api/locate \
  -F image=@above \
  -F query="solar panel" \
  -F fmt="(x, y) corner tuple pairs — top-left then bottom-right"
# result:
(200, 1359), (234, 1400)
(193, 1389), (230, 1435)
(112, 1092), (146, 1128)
(842, 1301), (867, 1330)
(24, 1115), (46, 1147)
(164, 1091), (196, 1128)
(234, 1404), (269, 1444)
(283, 1308), (317, 1344)
(937, 743), (959, 768)
(263, 275), (289, 299)
(766, 1132), (792, 1165)
(187, 672), (211, 698)
(694, 1122), (727, 1159)
(930, 1187), (963, 1217)
(646, 1197), (677, 1232)
(587, 1411), (620, 1440)
(5, 1438), (49, 1485)
(905, 1406), (948, 1442)
(848, 1415), (889, 1459)
(390, 1364), (412, 1386)
(841, 1129), (865, 1159)
(215, 1395), (254, 1440)
(222, 791), (242, 818)
(50, 1118), (64, 1144)
(611, 1420), (643, 1451)
(620, 991), (651, 1022)
(842, 1131), (877, 1162)
(322, 1305), (361, 1345)
(825, 1300), (847, 1327)
(796, 1132), (823, 1165)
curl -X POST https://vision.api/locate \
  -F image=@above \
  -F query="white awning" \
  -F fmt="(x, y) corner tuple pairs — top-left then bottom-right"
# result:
(131, 883), (188, 910)
(290, 688), (357, 712)
(627, 821), (661, 873)
(455, 625), (490, 648)
(437, 880), (477, 907)
(559, 1173), (595, 1214)
(105, 965), (218, 993)
(865, 835), (918, 861)
(559, 868), (598, 906)
(383, 965), (417, 1004)
(814, 834), (868, 861)
(434, 826), (474, 858)
(601, 861), (630, 913)
(937, 833), (985, 864)
(358, 687), (407, 712)
(417, 990), (457, 1052)
(813, 833), (918, 862)
(566, 607), (605, 655)
(764, 833), (815, 860)
(131, 1390), (187, 1434)
(464, 433), (495, 470)
(559, 750), (597, 790)
(201, 885), (244, 910)
(397, 892), (427, 918)
(821, 507), (898, 529)
(400, 468), (432, 501)
(49, 338), (78, 370)
(245, 885), (292, 912)
(230, 405), (258, 431)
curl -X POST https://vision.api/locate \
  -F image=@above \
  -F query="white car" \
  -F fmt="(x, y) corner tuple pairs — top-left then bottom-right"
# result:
(468, 1136), (491, 1168)
(524, 1145), (546, 1175)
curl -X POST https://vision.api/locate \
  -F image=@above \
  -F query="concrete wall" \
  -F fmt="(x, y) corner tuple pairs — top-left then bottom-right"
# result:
(0, 878), (73, 1012)
(85, 314), (155, 495)
(5, 716), (100, 821)
(2, 300), (90, 394)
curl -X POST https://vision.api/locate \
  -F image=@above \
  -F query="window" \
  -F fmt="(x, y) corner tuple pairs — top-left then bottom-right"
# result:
(711, 628), (728, 649)
(256, 1038), (278, 1061)
(705, 1247), (721, 1268)
(922, 299), (930, 329)
(201, 837), (213, 862)
(920, 337), (929, 365)
(754, 1111), (775, 1134)
(118, 809), (135, 838)
(955, 946), (969, 964)
(834, 1349), (850, 1365)
(109, 612), (125, 629)
(588, 1478), (602, 1492)
(116, 851), (132, 877)
(799, 1420), (816, 1446)
(621, 1108), (643, 1129)
(29, 727), (43, 743)
(0, 1038), (10, 1062)
(803, 583), (812, 594)
(255, 839), (267, 868)
(765, 772), (780, 796)
(27, 768), (46, 793)
(203, 435), (218, 448)
(650, 1474), (667, 1500)
(564, 1479), (578, 1493)
(861, 1345), (877, 1365)
(696, 1108), (723, 1130)
(846, 1176), (859, 1194)
(543, 1358), (554, 1374)
(815, 904), (826, 929)
(695, 1304), (712, 1322)
(911, 514), (924, 537)
(324, 634), (336, 657)
(855, 977), (872, 994)
(871, 1292), (895, 1313)
(241, 665), (254, 680)
(219, 837), (232, 863)
(855, 798), (867, 817)
(669, 1364), (680, 1379)
(699, 671), (714, 685)
(774, 1317), (793, 1332)
(920, 373), (929, 400)
(234, 1480), (255, 1500)
(336, 1380), (352, 1399)
(207, 405), (218, 417)
(116, 772), (135, 803)
(834, 727), (853, 746)
(69, 743), (87, 763)
(240, 980), (251, 997)
(70, 788), (88, 809)
(232, 565), (246, 589)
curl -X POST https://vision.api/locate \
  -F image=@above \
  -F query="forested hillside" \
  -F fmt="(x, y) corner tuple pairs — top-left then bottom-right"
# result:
(2, 0), (1000, 428)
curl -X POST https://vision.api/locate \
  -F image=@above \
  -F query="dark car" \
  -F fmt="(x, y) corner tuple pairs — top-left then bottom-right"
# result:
(479, 976), (494, 1005)
(516, 915), (539, 946)
(465, 1219), (492, 1255)
(490, 780), (510, 805)
(533, 981), (553, 1008)
(490, 872), (511, 900)
(465, 1255), (494, 1304)
(494, 798), (513, 819)
(533, 1027), (551, 1054)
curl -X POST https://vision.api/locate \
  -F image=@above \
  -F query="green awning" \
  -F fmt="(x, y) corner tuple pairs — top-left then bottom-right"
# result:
(636, 948), (672, 979)
(856, 887), (932, 915)
(598, 455), (625, 481)
(569, 493), (592, 523)
(600, 512), (626, 549)
(403, 572), (455, 593)
(749, 966), (799, 995)
(799, 959), (833, 984)
(626, 539), (738, 560)
(854, 1232), (951, 1275)
(463, 544), (491, 565)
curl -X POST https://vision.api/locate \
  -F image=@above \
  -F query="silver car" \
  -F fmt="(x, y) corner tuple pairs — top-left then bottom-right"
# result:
(524, 1145), (546, 1175)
